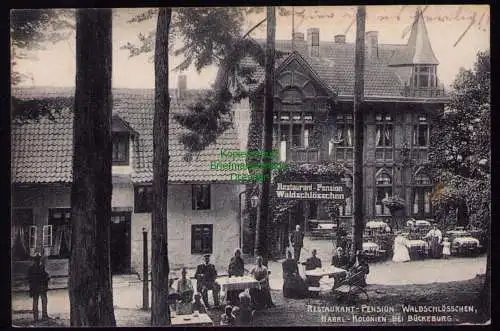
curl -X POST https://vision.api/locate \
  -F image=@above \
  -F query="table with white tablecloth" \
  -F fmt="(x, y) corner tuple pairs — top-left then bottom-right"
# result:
(217, 276), (260, 304)
(171, 313), (214, 326)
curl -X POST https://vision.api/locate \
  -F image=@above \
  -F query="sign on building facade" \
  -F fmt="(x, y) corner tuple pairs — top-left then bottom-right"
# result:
(275, 182), (348, 201)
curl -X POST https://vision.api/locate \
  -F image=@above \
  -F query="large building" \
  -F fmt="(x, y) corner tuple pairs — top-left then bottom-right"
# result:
(234, 7), (450, 255)
(11, 84), (246, 275)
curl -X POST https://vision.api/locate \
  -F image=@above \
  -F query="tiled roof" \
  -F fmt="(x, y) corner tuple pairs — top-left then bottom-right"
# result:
(245, 39), (412, 97)
(11, 87), (241, 184)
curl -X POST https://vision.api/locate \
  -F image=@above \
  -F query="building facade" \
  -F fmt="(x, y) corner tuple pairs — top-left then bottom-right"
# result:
(11, 85), (245, 275)
(234, 7), (449, 254)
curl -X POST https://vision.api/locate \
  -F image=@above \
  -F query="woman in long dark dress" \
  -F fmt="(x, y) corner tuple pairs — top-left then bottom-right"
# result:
(250, 256), (275, 309)
(282, 251), (307, 298)
(227, 248), (245, 305)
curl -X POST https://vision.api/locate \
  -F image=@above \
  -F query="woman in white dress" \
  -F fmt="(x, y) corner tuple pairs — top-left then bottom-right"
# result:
(392, 235), (411, 262)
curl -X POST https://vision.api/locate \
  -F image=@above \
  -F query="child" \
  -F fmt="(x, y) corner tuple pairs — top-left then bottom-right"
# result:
(442, 237), (451, 259)
(220, 305), (235, 326)
(192, 292), (207, 314)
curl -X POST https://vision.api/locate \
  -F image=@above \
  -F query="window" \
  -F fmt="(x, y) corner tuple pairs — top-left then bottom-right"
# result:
(413, 114), (430, 147)
(43, 225), (53, 247)
(48, 208), (71, 258)
(273, 110), (317, 161)
(375, 113), (393, 160)
(413, 65), (437, 89)
(413, 173), (433, 218)
(334, 114), (353, 161)
(192, 184), (211, 210)
(375, 171), (392, 216)
(135, 186), (153, 213)
(191, 224), (213, 254)
(112, 133), (129, 165)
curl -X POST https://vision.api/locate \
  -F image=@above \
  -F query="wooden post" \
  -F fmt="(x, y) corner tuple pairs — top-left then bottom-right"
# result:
(142, 227), (149, 310)
(258, 6), (276, 267)
(351, 6), (366, 257)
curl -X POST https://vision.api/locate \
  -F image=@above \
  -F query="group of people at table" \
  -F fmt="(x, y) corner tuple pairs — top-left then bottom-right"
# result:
(282, 225), (370, 299)
(167, 249), (274, 326)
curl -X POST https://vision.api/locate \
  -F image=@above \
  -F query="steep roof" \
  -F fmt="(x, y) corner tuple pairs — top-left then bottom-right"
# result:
(389, 7), (439, 65)
(244, 40), (408, 98)
(11, 87), (241, 184)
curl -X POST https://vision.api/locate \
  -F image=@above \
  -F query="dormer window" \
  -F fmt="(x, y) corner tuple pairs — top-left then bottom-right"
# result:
(112, 133), (129, 165)
(413, 65), (437, 88)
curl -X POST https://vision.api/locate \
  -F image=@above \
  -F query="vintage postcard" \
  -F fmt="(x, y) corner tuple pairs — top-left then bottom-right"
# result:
(11, 5), (490, 327)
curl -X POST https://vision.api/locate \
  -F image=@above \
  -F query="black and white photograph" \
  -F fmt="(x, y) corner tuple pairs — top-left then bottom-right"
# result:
(10, 5), (490, 327)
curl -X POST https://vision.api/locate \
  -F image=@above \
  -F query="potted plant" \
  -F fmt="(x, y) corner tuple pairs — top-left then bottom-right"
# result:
(382, 195), (406, 230)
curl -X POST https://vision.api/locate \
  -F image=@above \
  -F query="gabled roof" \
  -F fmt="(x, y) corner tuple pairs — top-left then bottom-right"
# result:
(244, 41), (407, 98)
(254, 51), (336, 97)
(389, 7), (439, 66)
(11, 87), (241, 184)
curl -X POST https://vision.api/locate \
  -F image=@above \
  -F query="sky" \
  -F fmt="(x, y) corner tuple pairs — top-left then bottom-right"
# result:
(13, 5), (490, 91)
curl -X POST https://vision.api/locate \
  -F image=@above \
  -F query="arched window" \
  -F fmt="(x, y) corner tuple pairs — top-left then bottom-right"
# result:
(375, 171), (392, 216)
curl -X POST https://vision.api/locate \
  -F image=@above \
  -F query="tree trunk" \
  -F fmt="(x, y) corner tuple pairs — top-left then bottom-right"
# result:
(257, 6), (276, 266)
(351, 6), (366, 257)
(69, 9), (115, 326)
(151, 7), (172, 326)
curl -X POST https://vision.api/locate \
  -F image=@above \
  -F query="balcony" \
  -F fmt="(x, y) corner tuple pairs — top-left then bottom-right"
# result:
(400, 86), (446, 98)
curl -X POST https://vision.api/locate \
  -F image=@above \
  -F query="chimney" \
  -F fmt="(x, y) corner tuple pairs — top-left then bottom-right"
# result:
(307, 28), (320, 57)
(178, 75), (187, 99)
(292, 32), (304, 41)
(334, 34), (346, 44)
(366, 31), (379, 59)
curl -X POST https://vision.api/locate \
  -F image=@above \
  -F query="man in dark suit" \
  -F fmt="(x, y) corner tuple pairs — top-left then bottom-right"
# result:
(28, 253), (50, 322)
(304, 249), (322, 288)
(290, 224), (304, 262)
(194, 254), (220, 308)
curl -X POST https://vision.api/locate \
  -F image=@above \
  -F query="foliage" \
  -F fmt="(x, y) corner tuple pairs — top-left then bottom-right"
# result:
(381, 195), (406, 212)
(270, 162), (348, 224)
(429, 50), (490, 231)
(10, 9), (75, 86)
(11, 97), (73, 123)
(122, 7), (287, 157)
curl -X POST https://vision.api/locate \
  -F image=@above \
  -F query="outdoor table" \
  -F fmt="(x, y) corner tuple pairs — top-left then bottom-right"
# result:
(405, 239), (428, 259)
(305, 266), (348, 293)
(217, 276), (260, 304)
(170, 313), (214, 326)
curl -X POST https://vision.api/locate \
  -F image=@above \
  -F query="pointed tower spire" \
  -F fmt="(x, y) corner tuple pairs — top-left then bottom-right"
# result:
(390, 6), (439, 65)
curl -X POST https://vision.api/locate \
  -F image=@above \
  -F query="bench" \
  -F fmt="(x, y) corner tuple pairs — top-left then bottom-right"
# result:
(332, 270), (369, 302)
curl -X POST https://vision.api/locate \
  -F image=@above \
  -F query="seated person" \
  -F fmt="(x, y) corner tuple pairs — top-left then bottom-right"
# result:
(227, 248), (245, 305)
(331, 247), (348, 268)
(194, 254), (221, 308)
(249, 256), (275, 309)
(237, 291), (253, 326)
(282, 251), (307, 298)
(177, 267), (194, 300)
(220, 305), (236, 326)
(303, 249), (322, 288)
(304, 249), (322, 271)
(192, 292), (207, 314)
(231, 306), (241, 324)
(167, 278), (181, 313)
(345, 250), (370, 287)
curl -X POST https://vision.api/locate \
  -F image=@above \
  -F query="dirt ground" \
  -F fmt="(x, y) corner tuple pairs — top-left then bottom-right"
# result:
(12, 274), (488, 327)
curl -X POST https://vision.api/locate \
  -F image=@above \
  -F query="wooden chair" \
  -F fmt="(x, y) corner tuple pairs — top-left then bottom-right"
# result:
(332, 270), (369, 303)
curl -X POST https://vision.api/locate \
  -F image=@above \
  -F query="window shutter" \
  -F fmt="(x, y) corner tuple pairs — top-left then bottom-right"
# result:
(192, 185), (196, 210)
(43, 225), (53, 247)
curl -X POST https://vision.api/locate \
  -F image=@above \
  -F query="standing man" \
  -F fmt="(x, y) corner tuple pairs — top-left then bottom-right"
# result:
(290, 224), (304, 262)
(425, 224), (443, 259)
(28, 253), (50, 322)
(194, 254), (221, 308)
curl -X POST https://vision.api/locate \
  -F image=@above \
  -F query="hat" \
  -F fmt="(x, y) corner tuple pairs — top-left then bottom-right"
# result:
(203, 254), (211, 258)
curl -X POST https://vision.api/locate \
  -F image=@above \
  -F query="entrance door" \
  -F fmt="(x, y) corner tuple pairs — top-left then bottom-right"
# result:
(110, 212), (131, 274)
